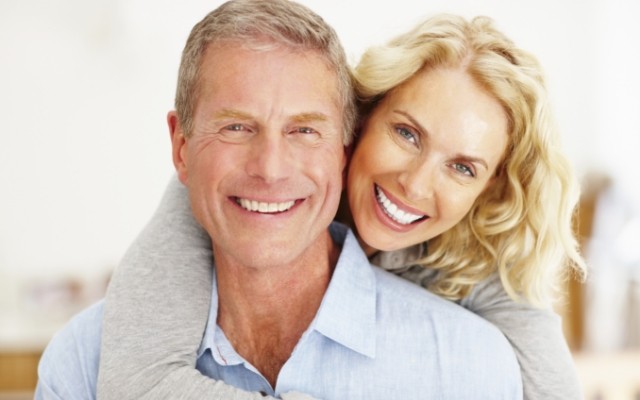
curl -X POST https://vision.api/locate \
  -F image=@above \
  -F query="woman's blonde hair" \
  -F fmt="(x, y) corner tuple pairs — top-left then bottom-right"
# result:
(354, 14), (586, 306)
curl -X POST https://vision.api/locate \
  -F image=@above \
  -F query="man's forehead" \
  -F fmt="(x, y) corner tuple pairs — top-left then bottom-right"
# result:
(201, 39), (339, 87)
(195, 43), (343, 125)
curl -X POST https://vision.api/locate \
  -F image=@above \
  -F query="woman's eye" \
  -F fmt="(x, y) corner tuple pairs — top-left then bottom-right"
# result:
(453, 163), (475, 177)
(394, 126), (418, 145)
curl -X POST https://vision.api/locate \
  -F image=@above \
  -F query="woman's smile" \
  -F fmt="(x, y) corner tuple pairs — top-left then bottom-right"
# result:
(374, 184), (427, 225)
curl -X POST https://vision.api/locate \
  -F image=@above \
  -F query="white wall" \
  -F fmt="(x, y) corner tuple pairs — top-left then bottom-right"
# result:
(0, 0), (637, 283)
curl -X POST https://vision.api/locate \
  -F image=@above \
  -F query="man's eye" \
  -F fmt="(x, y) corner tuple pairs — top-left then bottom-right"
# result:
(394, 126), (418, 145)
(453, 163), (475, 177)
(224, 124), (246, 132)
(293, 127), (317, 134)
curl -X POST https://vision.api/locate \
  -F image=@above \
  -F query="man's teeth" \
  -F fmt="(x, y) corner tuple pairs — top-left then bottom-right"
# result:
(238, 198), (295, 213)
(376, 187), (424, 225)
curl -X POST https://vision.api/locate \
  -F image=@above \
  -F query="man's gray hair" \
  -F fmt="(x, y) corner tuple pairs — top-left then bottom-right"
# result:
(175, 0), (356, 145)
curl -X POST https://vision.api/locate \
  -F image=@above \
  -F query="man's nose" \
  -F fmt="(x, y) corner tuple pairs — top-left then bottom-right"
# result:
(398, 160), (436, 201)
(246, 131), (291, 183)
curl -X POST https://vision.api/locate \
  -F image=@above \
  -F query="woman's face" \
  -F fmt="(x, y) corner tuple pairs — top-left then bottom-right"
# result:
(347, 67), (508, 252)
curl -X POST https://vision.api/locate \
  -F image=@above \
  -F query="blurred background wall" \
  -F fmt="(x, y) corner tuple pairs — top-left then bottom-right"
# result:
(1, 0), (639, 398)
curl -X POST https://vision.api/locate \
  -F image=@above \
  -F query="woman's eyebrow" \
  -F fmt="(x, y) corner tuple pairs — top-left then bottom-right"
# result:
(393, 110), (428, 136)
(453, 154), (489, 170)
(393, 109), (489, 170)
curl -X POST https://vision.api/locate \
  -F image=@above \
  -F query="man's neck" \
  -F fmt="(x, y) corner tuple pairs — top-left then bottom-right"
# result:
(214, 230), (340, 387)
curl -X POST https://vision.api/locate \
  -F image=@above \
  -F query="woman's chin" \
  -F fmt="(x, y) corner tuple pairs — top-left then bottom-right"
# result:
(359, 232), (412, 254)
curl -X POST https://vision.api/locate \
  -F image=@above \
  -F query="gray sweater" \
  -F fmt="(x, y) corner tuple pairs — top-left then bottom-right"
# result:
(97, 176), (582, 399)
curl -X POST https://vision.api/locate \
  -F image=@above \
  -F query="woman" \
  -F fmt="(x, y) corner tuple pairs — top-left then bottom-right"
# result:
(99, 13), (585, 400)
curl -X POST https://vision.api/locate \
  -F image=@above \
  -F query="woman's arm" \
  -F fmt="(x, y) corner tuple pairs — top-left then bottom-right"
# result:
(97, 176), (310, 400)
(391, 261), (582, 400)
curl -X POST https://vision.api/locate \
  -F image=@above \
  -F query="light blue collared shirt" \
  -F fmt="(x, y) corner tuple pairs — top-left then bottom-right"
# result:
(36, 223), (522, 399)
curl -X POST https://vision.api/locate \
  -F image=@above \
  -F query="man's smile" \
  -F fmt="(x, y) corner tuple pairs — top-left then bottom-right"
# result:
(234, 197), (297, 214)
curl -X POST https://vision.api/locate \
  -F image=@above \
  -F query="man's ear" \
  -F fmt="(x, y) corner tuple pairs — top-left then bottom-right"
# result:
(168, 111), (189, 185)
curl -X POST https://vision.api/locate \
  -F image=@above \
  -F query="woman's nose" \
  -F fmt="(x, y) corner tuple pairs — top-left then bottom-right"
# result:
(398, 160), (436, 201)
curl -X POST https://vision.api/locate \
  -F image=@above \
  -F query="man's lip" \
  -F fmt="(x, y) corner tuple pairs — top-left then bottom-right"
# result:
(231, 196), (303, 214)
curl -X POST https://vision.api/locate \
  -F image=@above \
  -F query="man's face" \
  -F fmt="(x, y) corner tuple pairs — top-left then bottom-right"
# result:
(171, 41), (346, 270)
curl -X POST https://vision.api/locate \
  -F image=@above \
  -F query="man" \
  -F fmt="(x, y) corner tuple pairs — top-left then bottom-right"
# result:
(36, 1), (522, 399)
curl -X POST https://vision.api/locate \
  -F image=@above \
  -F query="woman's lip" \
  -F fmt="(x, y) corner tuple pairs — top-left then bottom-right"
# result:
(375, 184), (427, 217)
(370, 185), (428, 232)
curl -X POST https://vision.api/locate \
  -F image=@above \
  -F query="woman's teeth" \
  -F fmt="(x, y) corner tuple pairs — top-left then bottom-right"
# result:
(237, 198), (295, 213)
(376, 186), (424, 225)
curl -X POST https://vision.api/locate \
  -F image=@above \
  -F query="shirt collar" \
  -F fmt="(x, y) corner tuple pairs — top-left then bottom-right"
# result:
(197, 222), (377, 360)
(197, 269), (220, 359)
(311, 222), (377, 358)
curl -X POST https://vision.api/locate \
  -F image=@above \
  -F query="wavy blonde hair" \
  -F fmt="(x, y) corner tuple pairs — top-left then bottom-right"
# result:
(354, 14), (586, 306)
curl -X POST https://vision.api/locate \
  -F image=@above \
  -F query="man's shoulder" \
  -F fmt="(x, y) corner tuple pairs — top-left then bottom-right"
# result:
(335, 227), (510, 344)
(35, 300), (104, 400)
(41, 300), (105, 356)
(372, 266), (468, 313)
(371, 267), (522, 395)
(372, 266), (513, 349)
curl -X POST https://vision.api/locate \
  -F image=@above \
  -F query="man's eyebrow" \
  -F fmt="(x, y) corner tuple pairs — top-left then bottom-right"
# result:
(291, 112), (329, 124)
(211, 110), (328, 124)
(213, 109), (253, 120)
